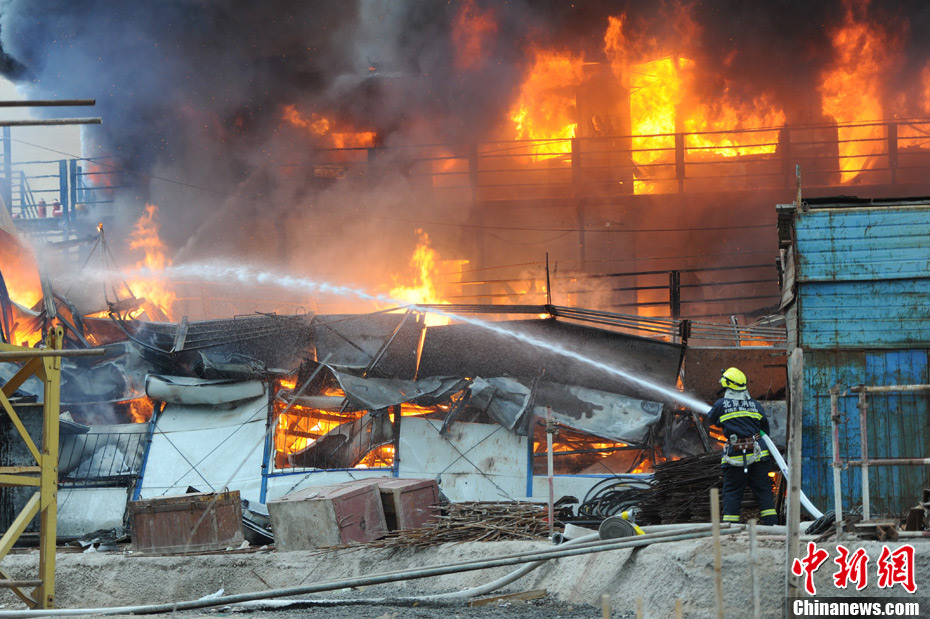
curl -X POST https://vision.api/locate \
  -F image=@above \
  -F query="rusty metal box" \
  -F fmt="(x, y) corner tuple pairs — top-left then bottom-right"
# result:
(128, 490), (243, 554)
(374, 478), (439, 531)
(267, 482), (387, 551)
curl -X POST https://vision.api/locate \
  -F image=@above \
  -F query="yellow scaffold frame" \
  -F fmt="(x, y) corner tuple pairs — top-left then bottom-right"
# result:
(0, 326), (64, 609)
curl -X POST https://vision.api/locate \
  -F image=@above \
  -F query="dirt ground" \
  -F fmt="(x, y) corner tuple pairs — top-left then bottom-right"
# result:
(0, 533), (927, 618)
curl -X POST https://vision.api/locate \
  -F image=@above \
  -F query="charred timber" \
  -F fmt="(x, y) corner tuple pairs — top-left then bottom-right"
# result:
(0, 99), (95, 107)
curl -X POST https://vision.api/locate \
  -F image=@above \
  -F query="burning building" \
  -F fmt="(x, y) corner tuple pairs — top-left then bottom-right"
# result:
(2, 1), (930, 305)
(1, 204), (787, 537)
(4, 0), (930, 536)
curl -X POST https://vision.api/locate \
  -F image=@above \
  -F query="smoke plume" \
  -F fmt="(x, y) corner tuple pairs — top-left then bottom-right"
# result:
(1, 0), (929, 314)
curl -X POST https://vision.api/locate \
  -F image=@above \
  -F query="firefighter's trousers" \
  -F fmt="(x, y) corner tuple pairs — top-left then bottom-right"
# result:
(721, 459), (778, 526)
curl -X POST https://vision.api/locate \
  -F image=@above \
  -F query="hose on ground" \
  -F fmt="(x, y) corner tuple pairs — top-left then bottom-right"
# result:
(403, 532), (599, 602)
(576, 476), (651, 520)
(0, 527), (733, 617)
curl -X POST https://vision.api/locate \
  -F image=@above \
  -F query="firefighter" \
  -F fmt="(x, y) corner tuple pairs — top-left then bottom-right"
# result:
(708, 367), (778, 526)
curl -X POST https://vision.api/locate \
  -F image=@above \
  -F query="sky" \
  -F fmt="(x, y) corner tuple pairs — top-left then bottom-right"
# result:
(0, 75), (83, 202)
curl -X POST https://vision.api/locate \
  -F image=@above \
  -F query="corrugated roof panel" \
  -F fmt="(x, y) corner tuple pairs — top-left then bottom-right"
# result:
(790, 200), (930, 517)
(795, 207), (930, 282)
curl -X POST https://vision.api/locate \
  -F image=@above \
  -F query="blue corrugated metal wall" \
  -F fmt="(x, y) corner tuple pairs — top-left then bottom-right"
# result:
(794, 204), (930, 515)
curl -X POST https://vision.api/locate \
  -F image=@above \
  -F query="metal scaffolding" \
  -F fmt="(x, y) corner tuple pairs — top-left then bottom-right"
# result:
(830, 383), (930, 537)
(0, 326), (64, 609)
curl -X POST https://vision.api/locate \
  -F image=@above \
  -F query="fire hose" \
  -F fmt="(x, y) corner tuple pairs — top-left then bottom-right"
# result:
(692, 402), (824, 521)
(759, 432), (824, 520)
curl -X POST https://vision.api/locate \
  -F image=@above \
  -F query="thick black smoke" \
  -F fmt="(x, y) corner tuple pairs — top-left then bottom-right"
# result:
(0, 1), (526, 257)
(0, 0), (927, 295)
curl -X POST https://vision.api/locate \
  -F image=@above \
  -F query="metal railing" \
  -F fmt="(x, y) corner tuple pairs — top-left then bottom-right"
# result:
(2, 156), (116, 234)
(299, 118), (930, 201)
(59, 428), (150, 487)
(5, 118), (929, 231)
(433, 260), (783, 325)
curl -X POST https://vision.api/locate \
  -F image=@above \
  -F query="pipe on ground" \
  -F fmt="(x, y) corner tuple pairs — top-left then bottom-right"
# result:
(405, 532), (599, 601)
(407, 523), (739, 602)
(2, 527), (737, 617)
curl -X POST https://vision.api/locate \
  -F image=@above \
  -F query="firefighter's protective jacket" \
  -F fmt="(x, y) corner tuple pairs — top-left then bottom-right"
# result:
(707, 389), (771, 464)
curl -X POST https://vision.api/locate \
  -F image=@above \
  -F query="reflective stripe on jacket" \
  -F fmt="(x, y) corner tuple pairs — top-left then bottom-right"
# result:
(708, 393), (770, 442)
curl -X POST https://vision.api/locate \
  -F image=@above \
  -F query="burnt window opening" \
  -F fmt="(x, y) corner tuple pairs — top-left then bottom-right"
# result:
(271, 377), (465, 472)
(531, 422), (656, 476)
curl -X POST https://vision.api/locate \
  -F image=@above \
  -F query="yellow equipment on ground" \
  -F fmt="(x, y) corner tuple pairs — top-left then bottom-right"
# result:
(0, 326), (64, 609)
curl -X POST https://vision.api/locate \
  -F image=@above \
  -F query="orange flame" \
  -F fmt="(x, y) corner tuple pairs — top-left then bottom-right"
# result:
(452, 0), (498, 70)
(0, 232), (42, 310)
(627, 55), (684, 194)
(0, 231), (43, 346)
(272, 379), (459, 469)
(604, 13), (678, 192)
(604, 13), (784, 194)
(509, 47), (584, 159)
(684, 95), (785, 158)
(389, 229), (456, 326)
(126, 204), (175, 321)
(122, 398), (154, 423)
(356, 445), (395, 468)
(282, 104), (376, 149)
(819, 1), (898, 183)
(273, 380), (347, 458)
(274, 406), (345, 456)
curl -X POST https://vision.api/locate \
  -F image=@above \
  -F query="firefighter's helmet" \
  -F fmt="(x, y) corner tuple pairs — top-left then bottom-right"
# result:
(720, 367), (747, 391)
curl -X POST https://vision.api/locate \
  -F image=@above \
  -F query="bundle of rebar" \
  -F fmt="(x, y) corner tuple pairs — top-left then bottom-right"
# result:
(367, 501), (553, 549)
(638, 452), (723, 524)
(637, 451), (773, 524)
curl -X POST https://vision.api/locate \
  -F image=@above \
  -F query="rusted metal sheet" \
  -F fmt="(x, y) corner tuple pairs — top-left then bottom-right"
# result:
(375, 478), (440, 530)
(329, 477), (440, 530)
(683, 347), (787, 401)
(128, 490), (243, 554)
(267, 482), (387, 550)
(799, 280), (930, 348)
(787, 200), (930, 349)
(793, 201), (930, 283)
